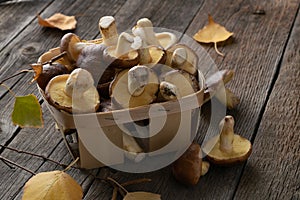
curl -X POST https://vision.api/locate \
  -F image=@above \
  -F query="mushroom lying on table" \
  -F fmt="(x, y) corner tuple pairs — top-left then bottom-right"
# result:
(172, 142), (210, 186)
(202, 115), (252, 165)
(45, 68), (100, 113)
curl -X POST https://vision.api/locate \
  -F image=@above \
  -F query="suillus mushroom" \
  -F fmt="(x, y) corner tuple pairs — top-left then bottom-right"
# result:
(99, 16), (118, 46)
(103, 32), (140, 68)
(165, 44), (198, 76)
(202, 115), (252, 165)
(110, 65), (159, 109)
(36, 63), (69, 91)
(45, 68), (100, 113)
(132, 18), (176, 64)
(172, 142), (203, 186)
(60, 33), (94, 66)
(159, 70), (199, 101)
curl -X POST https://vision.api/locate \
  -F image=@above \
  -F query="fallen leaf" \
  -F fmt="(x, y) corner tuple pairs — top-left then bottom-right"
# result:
(38, 13), (77, 30)
(193, 14), (233, 56)
(22, 170), (83, 200)
(30, 63), (43, 82)
(124, 192), (161, 200)
(12, 94), (43, 128)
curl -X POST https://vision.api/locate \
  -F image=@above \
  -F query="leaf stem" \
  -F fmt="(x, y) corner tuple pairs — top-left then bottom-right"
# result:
(214, 42), (224, 57)
(63, 157), (79, 172)
(0, 144), (70, 168)
(107, 177), (129, 195)
(0, 155), (36, 175)
(0, 83), (16, 97)
(0, 69), (31, 85)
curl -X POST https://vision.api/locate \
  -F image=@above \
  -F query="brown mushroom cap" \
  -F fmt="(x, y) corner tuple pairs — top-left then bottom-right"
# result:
(110, 68), (159, 109)
(172, 143), (202, 186)
(45, 74), (99, 113)
(37, 63), (69, 91)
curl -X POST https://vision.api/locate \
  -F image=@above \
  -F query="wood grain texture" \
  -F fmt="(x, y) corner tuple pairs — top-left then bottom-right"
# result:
(233, 8), (300, 200)
(0, 0), (299, 199)
(0, 0), (52, 51)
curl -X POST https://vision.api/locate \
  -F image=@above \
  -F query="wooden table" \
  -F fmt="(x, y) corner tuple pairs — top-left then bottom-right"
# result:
(0, 0), (299, 199)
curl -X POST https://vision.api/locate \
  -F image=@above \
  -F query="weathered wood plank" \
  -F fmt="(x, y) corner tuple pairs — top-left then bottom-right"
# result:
(0, 0), (126, 97)
(0, 104), (62, 199)
(0, 0), (299, 200)
(0, 0), (126, 144)
(0, 0), (53, 51)
(161, 0), (300, 199)
(233, 8), (300, 200)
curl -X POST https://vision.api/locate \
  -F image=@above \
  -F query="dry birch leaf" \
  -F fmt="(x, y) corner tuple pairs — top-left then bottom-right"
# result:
(193, 14), (233, 56)
(22, 170), (83, 200)
(30, 63), (43, 82)
(38, 13), (77, 30)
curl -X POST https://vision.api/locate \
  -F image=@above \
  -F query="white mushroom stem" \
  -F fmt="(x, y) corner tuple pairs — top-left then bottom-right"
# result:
(171, 47), (187, 67)
(115, 32), (142, 57)
(159, 81), (181, 100)
(65, 69), (98, 113)
(219, 116), (235, 153)
(132, 18), (160, 46)
(99, 16), (118, 46)
(128, 65), (150, 96)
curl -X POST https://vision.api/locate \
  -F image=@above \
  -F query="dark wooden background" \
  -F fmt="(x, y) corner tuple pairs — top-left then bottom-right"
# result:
(0, 0), (299, 199)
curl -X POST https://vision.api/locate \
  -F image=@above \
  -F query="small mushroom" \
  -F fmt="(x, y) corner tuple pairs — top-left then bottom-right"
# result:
(45, 68), (100, 113)
(60, 33), (94, 66)
(103, 32), (140, 68)
(132, 18), (176, 64)
(36, 63), (69, 91)
(159, 70), (199, 101)
(110, 65), (159, 109)
(202, 116), (252, 165)
(165, 44), (198, 76)
(172, 143), (203, 186)
(99, 16), (118, 46)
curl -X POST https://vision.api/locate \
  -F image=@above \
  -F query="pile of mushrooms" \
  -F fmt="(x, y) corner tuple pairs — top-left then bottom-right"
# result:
(37, 16), (208, 114)
(33, 16), (244, 185)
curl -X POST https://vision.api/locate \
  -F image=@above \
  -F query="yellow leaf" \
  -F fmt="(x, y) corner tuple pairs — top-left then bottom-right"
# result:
(38, 13), (77, 30)
(124, 192), (161, 200)
(22, 170), (83, 200)
(193, 14), (233, 56)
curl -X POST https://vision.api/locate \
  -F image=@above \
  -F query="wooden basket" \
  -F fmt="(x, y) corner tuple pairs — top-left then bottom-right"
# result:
(37, 47), (205, 169)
